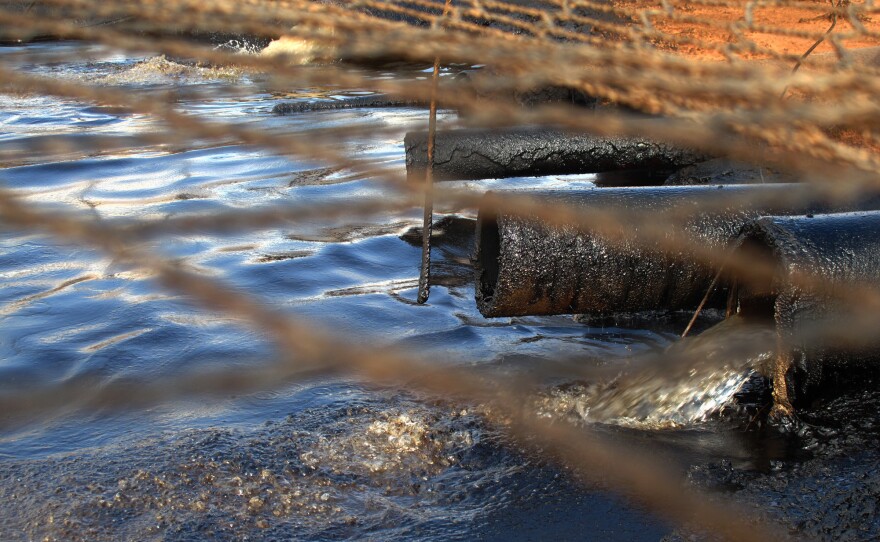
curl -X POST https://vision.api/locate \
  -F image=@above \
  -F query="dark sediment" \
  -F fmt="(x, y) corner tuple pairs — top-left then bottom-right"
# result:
(405, 128), (708, 182)
(474, 185), (880, 318)
(675, 380), (880, 542)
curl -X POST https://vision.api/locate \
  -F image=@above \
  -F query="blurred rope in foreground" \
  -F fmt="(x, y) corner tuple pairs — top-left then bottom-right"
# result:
(3, 0), (880, 540)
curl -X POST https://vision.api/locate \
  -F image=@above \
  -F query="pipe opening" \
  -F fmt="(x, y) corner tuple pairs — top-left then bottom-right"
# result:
(593, 168), (672, 187)
(734, 235), (781, 322)
(476, 211), (501, 306)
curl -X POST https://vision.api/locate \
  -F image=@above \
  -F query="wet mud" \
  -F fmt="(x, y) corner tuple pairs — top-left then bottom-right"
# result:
(674, 383), (880, 542)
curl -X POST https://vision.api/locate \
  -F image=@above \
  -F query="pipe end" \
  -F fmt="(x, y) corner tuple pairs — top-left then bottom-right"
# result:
(474, 208), (502, 317)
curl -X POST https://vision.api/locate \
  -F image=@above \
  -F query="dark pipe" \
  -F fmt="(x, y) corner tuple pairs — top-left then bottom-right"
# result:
(273, 95), (423, 115)
(474, 185), (880, 318)
(734, 212), (880, 399)
(273, 84), (595, 116)
(405, 128), (708, 182)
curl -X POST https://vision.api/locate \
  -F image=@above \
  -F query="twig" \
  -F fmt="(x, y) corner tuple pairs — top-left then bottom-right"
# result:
(780, 0), (841, 100)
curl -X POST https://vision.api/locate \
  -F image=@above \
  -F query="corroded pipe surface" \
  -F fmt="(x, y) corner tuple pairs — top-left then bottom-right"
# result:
(405, 128), (707, 182)
(735, 212), (880, 397)
(474, 185), (880, 318)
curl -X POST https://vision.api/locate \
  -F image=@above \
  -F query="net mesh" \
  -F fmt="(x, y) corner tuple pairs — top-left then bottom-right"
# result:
(2, 1), (880, 540)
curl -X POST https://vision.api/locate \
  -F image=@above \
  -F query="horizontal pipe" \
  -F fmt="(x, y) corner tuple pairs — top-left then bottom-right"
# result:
(734, 211), (880, 398)
(474, 185), (880, 318)
(273, 94), (423, 115)
(273, 87), (593, 116)
(405, 128), (708, 182)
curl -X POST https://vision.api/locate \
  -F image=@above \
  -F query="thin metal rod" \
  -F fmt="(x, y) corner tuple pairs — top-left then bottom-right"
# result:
(417, 0), (452, 304)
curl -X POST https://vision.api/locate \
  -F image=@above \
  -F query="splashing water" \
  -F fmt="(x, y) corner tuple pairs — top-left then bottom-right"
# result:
(215, 39), (268, 56)
(536, 316), (777, 429)
(94, 55), (246, 86)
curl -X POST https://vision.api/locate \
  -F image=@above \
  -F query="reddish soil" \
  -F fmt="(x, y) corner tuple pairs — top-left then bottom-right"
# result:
(614, 0), (880, 61)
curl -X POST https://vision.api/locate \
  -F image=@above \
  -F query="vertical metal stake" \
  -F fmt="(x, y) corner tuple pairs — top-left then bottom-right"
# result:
(416, 58), (440, 304)
(417, 3), (450, 304)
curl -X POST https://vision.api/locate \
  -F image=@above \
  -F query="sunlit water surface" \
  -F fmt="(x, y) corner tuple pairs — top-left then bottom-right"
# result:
(0, 42), (773, 541)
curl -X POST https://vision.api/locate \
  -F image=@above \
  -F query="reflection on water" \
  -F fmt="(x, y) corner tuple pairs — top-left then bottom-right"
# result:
(0, 42), (795, 541)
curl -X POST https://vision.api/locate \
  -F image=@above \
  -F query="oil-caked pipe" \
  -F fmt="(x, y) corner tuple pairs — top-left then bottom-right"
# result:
(474, 185), (880, 318)
(405, 128), (708, 182)
(273, 95), (422, 115)
(734, 211), (880, 403)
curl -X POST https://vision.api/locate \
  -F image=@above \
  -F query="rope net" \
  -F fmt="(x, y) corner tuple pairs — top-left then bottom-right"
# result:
(1, 1), (880, 540)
